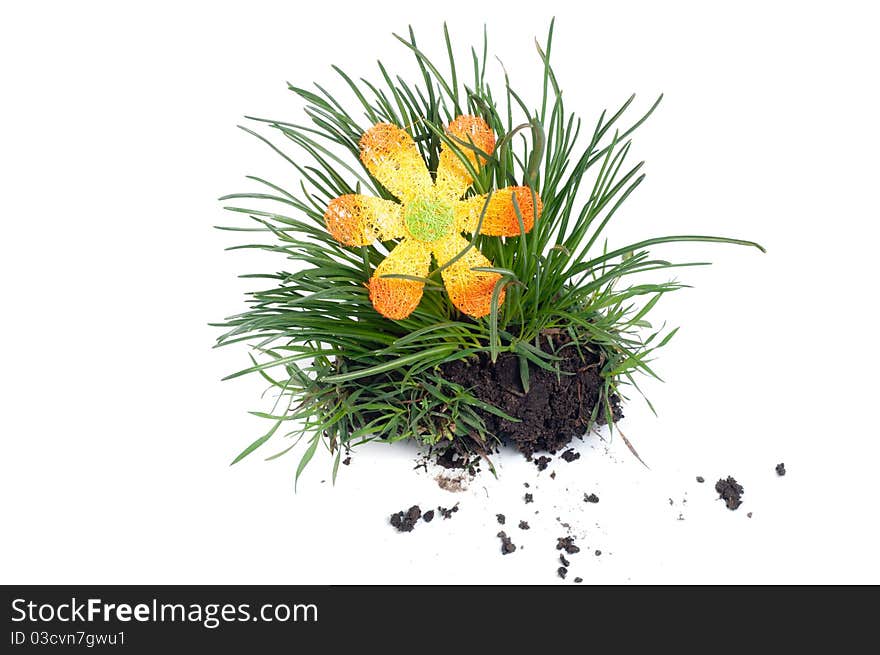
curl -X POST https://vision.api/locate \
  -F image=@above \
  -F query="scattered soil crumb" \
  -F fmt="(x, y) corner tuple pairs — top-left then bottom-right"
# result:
(342, 456), (351, 466)
(776, 462), (786, 476)
(561, 449), (580, 463)
(390, 505), (422, 532)
(435, 473), (467, 493)
(594, 550), (602, 556)
(668, 498), (674, 506)
(559, 554), (570, 567)
(550, 471), (556, 479)
(574, 577), (583, 584)
(557, 566), (568, 579)
(584, 493), (599, 504)
(496, 513), (506, 525)
(534, 455), (551, 471)
(413, 454), (429, 473)
(747, 512), (753, 518)
(422, 510), (435, 523)
(518, 520), (530, 530)
(677, 513), (684, 521)
(524, 493), (534, 504)
(696, 476), (704, 483)
(557, 536), (581, 554)
(497, 531), (517, 555)
(523, 482), (530, 488)
(715, 476), (744, 510)
(437, 503), (460, 519)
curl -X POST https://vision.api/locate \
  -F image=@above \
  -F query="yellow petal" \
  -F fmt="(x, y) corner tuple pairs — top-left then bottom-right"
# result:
(435, 115), (496, 201)
(324, 194), (405, 246)
(367, 238), (432, 319)
(433, 233), (503, 318)
(359, 123), (432, 204)
(454, 186), (542, 237)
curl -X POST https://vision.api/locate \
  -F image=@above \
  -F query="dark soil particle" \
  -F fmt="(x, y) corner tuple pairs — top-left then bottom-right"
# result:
(524, 493), (534, 504)
(439, 335), (622, 456)
(390, 505), (422, 532)
(534, 455), (552, 471)
(518, 520), (530, 530)
(497, 531), (517, 555)
(696, 476), (704, 483)
(550, 471), (556, 479)
(561, 449), (580, 463)
(422, 510), (434, 523)
(437, 503), (459, 519)
(776, 462), (786, 476)
(435, 447), (469, 470)
(496, 513), (506, 525)
(574, 577), (583, 583)
(557, 567), (568, 579)
(342, 456), (351, 466)
(556, 536), (581, 555)
(523, 482), (530, 488)
(715, 476), (745, 510)
(594, 550), (602, 556)
(584, 493), (599, 504)
(559, 554), (570, 567)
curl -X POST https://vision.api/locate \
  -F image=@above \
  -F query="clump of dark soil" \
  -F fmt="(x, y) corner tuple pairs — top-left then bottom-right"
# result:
(715, 476), (744, 510)
(594, 550), (602, 556)
(534, 455), (552, 471)
(584, 493), (599, 504)
(776, 462), (786, 476)
(518, 520), (530, 530)
(524, 493), (534, 504)
(342, 456), (351, 466)
(696, 476), (704, 483)
(497, 531), (517, 555)
(390, 505), (422, 532)
(559, 554), (570, 567)
(557, 566), (568, 579)
(438, 503), (459, 519)
(423, 510), (435, 523)
(496, 513), (506, 525)
(557, 536), (581, 555)
(435, 447), (469, 470)
(439, 334), (622, 456)
(574, 577), (583, 583)
(431, 442), (481, 477)
(561, 449), (580, 463)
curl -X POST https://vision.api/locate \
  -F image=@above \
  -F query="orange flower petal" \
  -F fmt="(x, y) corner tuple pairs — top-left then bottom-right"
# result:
(432, 233), (503, 318)
(454, 186), (542, 237)
(359, 123), (432, 204)
(324, 194), (405, 246)
(367, 238), (432, 319)
(435, 115), (496, 201)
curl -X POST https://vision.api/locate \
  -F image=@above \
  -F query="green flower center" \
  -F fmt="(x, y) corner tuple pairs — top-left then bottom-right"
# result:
(404, 197), (454, 242)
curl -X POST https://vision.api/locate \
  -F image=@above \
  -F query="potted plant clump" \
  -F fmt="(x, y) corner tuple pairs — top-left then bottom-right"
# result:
(215, 22), (763, 484)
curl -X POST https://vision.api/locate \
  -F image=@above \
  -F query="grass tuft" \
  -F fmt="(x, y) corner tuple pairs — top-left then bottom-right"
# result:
(214, 23), (763, 475)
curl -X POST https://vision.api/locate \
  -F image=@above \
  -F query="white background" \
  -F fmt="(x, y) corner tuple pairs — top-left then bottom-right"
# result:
(2, 1), (878, 584)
